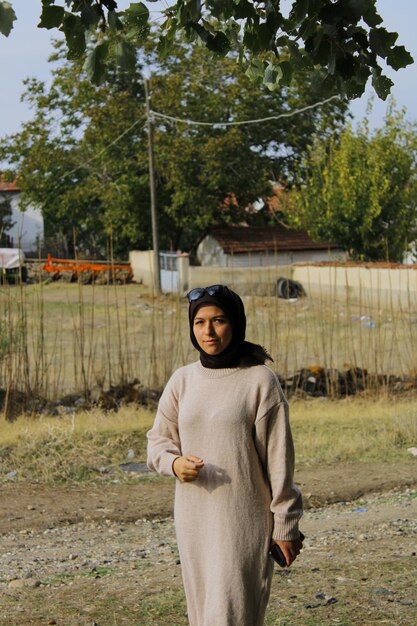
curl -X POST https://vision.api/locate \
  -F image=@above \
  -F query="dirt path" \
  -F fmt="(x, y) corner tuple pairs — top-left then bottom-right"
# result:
(1, 460), (416, 534)
(0, 461), (416, 625)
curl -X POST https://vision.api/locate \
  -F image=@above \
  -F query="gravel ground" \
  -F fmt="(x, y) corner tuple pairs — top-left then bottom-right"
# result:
(0, 487), (416, 625)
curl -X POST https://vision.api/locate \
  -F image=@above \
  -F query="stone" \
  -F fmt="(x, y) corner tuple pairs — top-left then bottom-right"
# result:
(8, 579), (26, 589)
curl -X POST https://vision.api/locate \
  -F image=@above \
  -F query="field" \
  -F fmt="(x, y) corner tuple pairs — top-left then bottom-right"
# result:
(0, 281), (417, 624)
(1, 279), (417, 402)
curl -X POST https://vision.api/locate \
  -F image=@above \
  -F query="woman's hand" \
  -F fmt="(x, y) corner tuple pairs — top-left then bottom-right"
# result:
(173, 455), (204, 482)
(273, 535), (303, 566)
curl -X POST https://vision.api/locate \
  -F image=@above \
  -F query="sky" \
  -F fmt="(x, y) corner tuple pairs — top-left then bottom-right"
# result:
(0, 0), (416, 140)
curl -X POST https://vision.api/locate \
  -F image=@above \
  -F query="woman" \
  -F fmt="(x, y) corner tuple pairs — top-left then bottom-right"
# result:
(147, 285), (303, 626)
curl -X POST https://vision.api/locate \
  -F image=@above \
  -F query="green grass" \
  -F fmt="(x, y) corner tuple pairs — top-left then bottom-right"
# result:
(135, 590), (188, 625)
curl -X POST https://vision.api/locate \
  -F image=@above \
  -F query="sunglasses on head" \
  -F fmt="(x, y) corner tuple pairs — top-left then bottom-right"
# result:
(186, 285), (229, 302)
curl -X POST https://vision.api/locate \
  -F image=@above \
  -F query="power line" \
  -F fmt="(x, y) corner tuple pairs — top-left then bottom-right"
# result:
(150, 95), (341, 127)
(53, 116), (146, 187)
(20, 119), (148, 224)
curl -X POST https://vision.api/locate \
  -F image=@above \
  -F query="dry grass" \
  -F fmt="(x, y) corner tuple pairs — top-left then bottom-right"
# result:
(1, 397), (415, 483)
(0, 405), (153, 445)
(290, 395), (417, 466)
(0, 406), (154, 483)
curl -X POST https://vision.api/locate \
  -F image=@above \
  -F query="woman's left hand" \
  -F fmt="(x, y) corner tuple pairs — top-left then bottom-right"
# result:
(273, 536), (303, 566)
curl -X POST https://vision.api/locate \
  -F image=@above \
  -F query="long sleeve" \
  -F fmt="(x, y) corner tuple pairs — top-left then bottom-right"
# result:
(147, 373), (182, 477)
(254, 399), (303, 541)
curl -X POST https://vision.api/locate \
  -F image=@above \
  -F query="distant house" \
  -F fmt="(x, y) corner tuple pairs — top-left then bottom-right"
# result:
(0, 180), (44, 253)
(196, 224), (347, 267)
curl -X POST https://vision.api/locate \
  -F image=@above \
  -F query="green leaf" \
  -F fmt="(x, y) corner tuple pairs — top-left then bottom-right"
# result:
(108, 10), (123, 32)
(184, 0), (202, 21)
(360, 1), (383, 28)
(80, 6), (101, 28)
(38, 5), (65, 29)
(244, 58), (264, 85)
(263, 62), (283, 91)
(83, 42), (109, 84)
(350, 27), (368, 51)
(369, 27), (398, 58)
(335, 55), (356, 80)
(299, 17), (318, 41)
(371, 71), (393, 100)
(206, 32), (231, 54)
(289, 0), (310, 23)
(328, 52), (336, 75)
(114, 41), (136, 71)
(0, 1), (16, 37)
(279, 60), (293, 86)
(256, 22), (274, 51)
(315, 35), (332, 64)
(386, 45), (414, 71)
(343, 71), (368, 99)
(123, 2), (150, 38)
(62, 13), (86, 58)
(347, 0), (372, 19)
(233, 0), (257, 20)
(157, 33), (172, 58)
(157, 15), (178, 57)
(190, 22), (209, 43)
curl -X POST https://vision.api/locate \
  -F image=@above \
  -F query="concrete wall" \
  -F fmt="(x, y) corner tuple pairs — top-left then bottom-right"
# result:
(187, 264), (293, 296)
(129, 250), (155, 287)
(292, 264), (417, 308)
(129, 249), (293, 295)
(130, 250), (417, 308)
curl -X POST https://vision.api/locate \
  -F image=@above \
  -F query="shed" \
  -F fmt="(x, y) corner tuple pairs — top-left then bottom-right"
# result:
(196, 224), (347, 267)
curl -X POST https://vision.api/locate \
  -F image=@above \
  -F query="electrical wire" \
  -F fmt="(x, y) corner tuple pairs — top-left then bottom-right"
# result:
(18, 120), (148, 224)
(53, 116), (146, 186)
(11, 92), (342, 235)
(150, 95), (341, 127)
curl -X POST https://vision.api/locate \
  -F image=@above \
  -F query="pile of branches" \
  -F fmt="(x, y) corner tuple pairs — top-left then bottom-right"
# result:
(278, 366), (417, 398)
(0, 379), (160, 421)
(2, 367), (417, 419)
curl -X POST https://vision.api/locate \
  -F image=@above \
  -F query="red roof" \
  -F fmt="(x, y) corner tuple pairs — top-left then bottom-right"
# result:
(0, 180), (20, 192)
(208, 225), (340, 254)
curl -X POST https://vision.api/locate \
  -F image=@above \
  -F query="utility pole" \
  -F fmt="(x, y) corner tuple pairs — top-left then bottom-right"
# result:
(144, 78), (161, 294)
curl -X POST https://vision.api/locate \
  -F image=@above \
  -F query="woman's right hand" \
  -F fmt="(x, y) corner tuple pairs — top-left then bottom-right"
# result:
(173, 455), (204, 482)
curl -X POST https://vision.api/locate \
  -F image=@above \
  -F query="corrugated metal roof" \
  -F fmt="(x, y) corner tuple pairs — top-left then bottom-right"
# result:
(208, 224), (340, 254)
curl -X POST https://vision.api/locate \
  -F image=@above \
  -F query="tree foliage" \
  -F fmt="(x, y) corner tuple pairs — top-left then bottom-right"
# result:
(291, 105), (417, 261)
(0, 45), (150, 257)
(0, 38), (348, 256)
(0, 1), (413, 99)
(149, 41), (348, 247)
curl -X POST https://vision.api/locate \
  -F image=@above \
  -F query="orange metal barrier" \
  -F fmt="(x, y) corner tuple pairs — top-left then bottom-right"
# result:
(43, 253), (132, 276)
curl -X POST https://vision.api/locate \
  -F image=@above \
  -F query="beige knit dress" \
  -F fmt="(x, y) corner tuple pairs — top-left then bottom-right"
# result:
(147, 361), (303, 626)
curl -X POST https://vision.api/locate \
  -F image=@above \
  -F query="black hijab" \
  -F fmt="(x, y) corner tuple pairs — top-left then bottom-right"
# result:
(188, 286), (272, 369)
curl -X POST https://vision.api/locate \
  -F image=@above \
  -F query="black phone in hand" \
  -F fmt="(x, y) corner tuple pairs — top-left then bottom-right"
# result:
(269, 532), (305, 567)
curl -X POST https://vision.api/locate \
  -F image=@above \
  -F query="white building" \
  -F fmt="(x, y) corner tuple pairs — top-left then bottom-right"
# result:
(196, 224), (347, 267)
(0, 181), (44, 253)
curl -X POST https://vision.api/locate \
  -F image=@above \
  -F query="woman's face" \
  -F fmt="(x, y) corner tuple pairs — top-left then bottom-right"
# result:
(193, 305), (233, 355)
